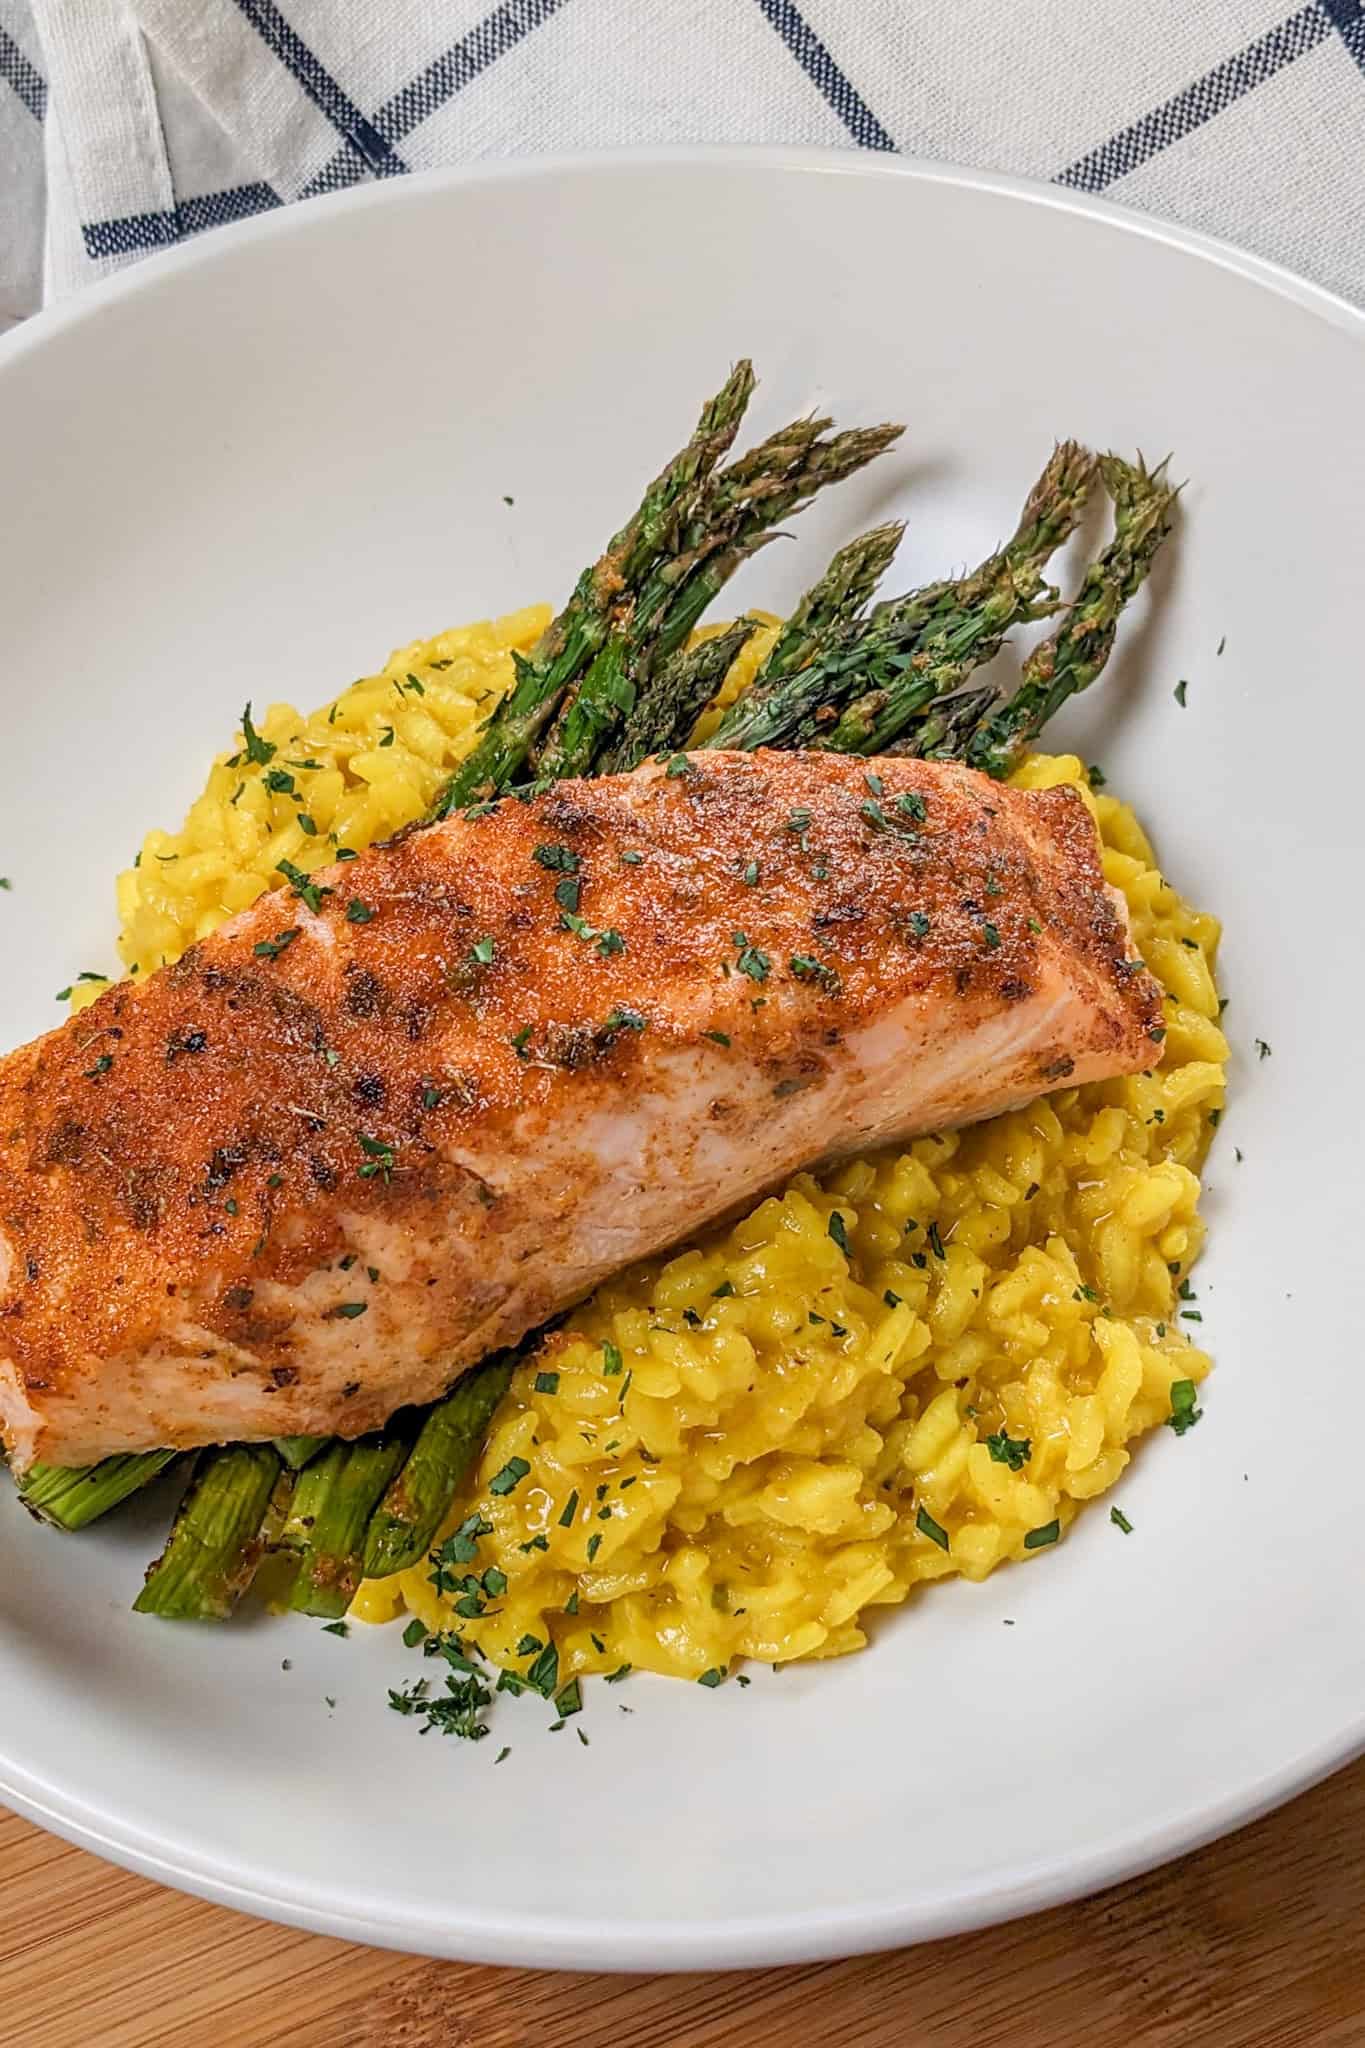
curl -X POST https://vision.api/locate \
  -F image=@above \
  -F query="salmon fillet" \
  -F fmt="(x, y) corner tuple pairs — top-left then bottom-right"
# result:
(0, 750), (1163, 1471)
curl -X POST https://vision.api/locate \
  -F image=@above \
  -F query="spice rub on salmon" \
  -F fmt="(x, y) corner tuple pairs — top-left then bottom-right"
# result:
(0, 750), (1163, 1471)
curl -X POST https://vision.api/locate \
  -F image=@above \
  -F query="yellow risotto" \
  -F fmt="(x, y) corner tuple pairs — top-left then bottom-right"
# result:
(103, 605), (1223, 1680)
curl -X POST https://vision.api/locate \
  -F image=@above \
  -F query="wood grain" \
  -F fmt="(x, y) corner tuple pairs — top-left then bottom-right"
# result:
(5, 1758), (1365, 2048)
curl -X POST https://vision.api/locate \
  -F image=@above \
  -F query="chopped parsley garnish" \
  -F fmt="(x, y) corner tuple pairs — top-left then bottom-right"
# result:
(731, 932), (770, 982)
(786, 807), (812, 836)
(697, 1667), (727, 1688)
(897, 791), (927, 823)
(516, 1635), (543, 1656)
(1110, 1506), (1134, 1535)
(404, 672), (426, 695)
(379, 726), (395, 748)
(558, 1488), (580, 1527)
(1024, 1520), (1060, 1550)
(1174, 679), (1188, 706)
(346, 899), (374, 923)
(982, 921), (1002, 950)
(525, 1643), (560, 1697)
(790, 953), (840, 993)
(330, 1301), (368, 1319)
(1087, 764), (1107, 790)
(263, 767), (297, 796)
(488, 1455), (531, 1496)
(1167, 1379), (1203, 1436)
(702, 1029), (731, 1047)
(554, 874), (582, 914)
(253, 927), (301, 960)
(1254, 1038), (1272, 1060)
(586, 1532), (603, 1561)
(555, 1679), (583, 1718)
(742, 861), (760, 886)
(860, 798), (888, 830)
(827, 1211), (850, 1257)
(985, 1430), (1031, 1470)
(927, 1221), (946, 1261)
(534, 1369), (560, 1395)
(276, 858), (332, 914)
(402, 1618), (428, 1648)
(560, 910), (625, 958)
(0, 878), (10, 890)
(605, 1664), (632, 1683)
(533, 843), (580, 873)
(602, 1005), (647, 1035)
(296, 815), (318, 836)
(883, 1289), (902, 1308)
(906, 911), (930, 940)
(602, 1341), (623, 1376)
(713, 1280), (735, 1298)
(916, 1505), (949, 1552)
(985, 872), (1003, 898)
(322, 1621), (349, 1638)
(665, 752), (692, 777)
(358, 1133), (396, 1182)
(238, 702), (276, 766)
(83, 1054), (113, 1079)
(469, 935), (496, 966)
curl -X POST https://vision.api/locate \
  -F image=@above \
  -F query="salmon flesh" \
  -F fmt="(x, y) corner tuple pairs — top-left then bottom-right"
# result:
(0, 750), (1163, 1470)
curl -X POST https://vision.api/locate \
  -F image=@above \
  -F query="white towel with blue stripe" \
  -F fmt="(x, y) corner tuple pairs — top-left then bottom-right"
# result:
(3, 0), (1365, 334)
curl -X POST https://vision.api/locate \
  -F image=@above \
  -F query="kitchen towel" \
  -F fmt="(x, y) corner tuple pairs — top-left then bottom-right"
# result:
(3, 0), (1364, 332)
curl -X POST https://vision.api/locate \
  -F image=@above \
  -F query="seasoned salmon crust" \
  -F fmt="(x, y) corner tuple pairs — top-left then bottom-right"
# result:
(0, 750), (1162, 1470)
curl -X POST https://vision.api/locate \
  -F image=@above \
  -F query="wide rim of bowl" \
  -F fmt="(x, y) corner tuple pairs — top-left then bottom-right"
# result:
(2, 144), (1364, 1969)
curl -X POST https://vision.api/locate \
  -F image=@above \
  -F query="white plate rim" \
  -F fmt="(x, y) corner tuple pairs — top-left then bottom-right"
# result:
(2, 143), (1363, 1968)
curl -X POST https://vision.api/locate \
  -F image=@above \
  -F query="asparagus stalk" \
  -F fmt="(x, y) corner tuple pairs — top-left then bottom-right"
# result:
(133, 1445), (285, 1620)
(964, 454), (1178, 778)
(705, 522), (905, 752)
(284, 1428), (414, 1618)
(18, 1450), (179, 1532)
(887, 683), (1000, 761)
(428, 363), (756, 815)
(649, 422), (905, 673)
(532, 421), (903, 782)
(274, 1435), (328, 1471)
(813, 441), (1096, 757)
(598, 620), (756, 773)
(363, 1352), (518, 1578)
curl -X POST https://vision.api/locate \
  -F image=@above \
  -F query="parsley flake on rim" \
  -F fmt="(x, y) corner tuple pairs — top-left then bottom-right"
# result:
(1167, 1379), (1203, 1436)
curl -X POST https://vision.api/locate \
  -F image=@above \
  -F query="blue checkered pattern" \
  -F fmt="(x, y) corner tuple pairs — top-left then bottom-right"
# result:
(4, 0), (1364, 325)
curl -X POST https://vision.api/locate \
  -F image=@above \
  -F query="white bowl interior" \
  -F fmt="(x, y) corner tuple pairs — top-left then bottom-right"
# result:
(1, 152), (1363, 1967)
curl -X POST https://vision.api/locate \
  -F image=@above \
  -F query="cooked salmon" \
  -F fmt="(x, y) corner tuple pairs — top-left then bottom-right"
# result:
(0, 750), (1163, 1471)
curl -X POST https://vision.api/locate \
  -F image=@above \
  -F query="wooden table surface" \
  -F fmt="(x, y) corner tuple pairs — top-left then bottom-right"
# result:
(5, 1758), (1365, 2048)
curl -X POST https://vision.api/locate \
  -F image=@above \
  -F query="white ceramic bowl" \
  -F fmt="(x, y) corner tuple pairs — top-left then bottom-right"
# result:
(2, 149), (1363, 1969)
